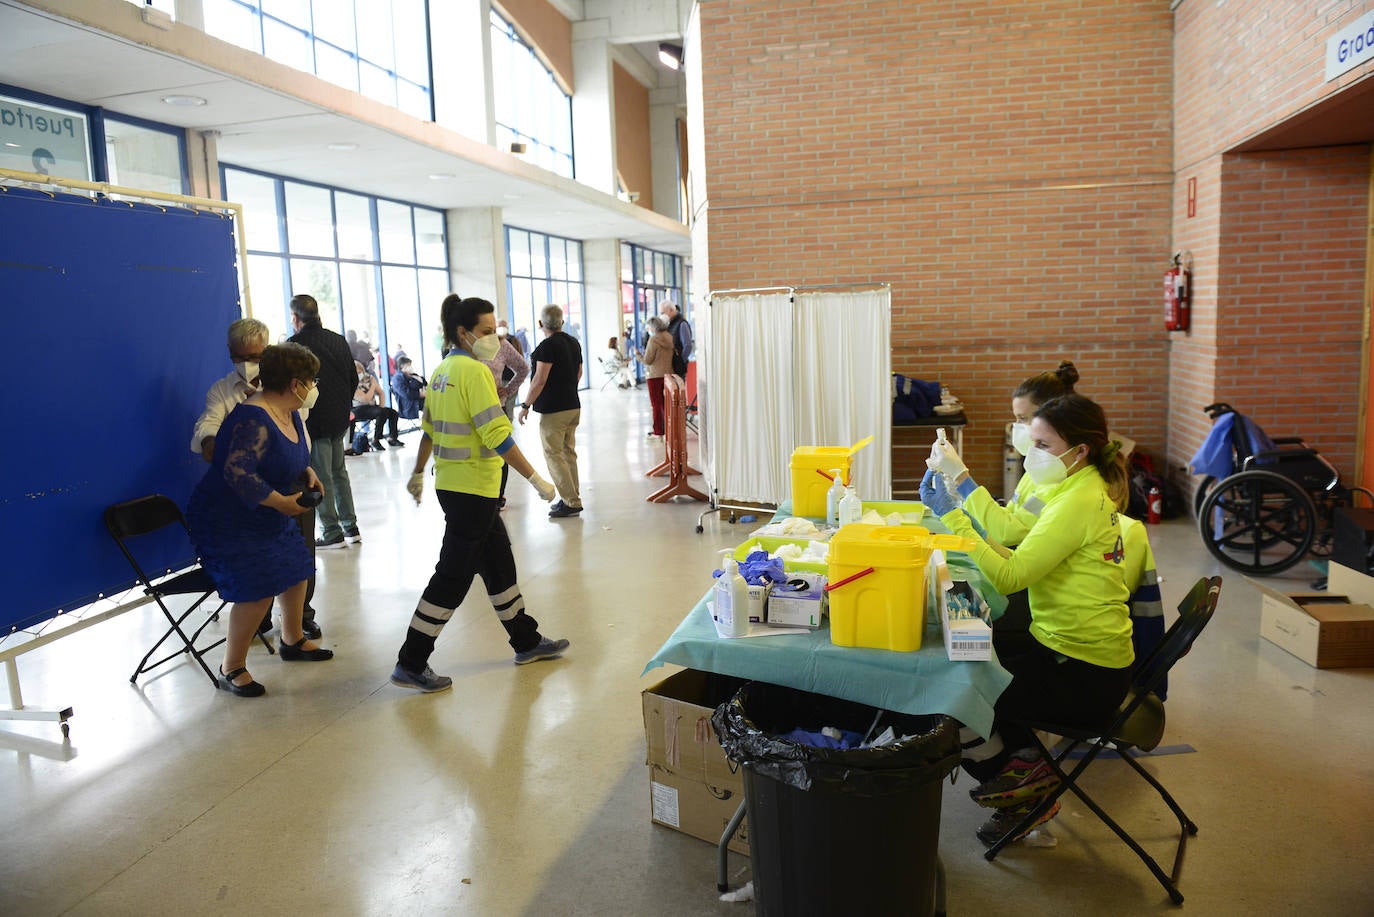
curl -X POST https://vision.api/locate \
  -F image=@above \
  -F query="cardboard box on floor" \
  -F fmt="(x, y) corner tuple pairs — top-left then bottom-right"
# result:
(642, 668), (750, 855)
(1250, 562), (1374, 668)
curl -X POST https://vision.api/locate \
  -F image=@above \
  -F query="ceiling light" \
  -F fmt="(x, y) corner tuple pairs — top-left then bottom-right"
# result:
(503, 193), (523, 200)
(4, 141), (19, 148)
(658, 42), (684, 71)
(327, 142), (358, 152)
(161, 94), (207, 107)
(428, 173), (454, 181)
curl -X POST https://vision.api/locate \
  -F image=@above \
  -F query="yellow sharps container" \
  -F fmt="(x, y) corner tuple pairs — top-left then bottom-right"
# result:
(789, 436), (874, 518)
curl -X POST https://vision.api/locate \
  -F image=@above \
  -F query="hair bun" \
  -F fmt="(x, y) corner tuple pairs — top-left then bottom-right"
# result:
(1056, 360), (1079, 388)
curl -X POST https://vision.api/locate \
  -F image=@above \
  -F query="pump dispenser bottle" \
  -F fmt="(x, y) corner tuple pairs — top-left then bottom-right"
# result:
(826, 468), (846, 527)
(839, 483), (861, 526)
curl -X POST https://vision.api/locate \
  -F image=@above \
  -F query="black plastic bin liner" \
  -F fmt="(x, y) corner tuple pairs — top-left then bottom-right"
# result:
(712, 683), (961, 917)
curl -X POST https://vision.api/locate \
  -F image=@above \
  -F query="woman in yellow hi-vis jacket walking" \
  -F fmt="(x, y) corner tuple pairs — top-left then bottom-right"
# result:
(390, 295), (569, 693)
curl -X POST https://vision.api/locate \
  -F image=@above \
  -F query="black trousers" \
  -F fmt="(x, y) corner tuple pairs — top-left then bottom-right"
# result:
(396, 489), (542, 672)
(352, 404), (399, 442)
(966, 605), (1131, 781)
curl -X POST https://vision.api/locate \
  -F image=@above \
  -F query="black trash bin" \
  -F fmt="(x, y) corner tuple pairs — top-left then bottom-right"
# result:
(712, 682), (961, 917)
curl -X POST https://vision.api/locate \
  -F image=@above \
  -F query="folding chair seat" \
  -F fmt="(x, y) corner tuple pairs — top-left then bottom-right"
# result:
(104, 494), (273, 688)
(984, 576), (1223, 905)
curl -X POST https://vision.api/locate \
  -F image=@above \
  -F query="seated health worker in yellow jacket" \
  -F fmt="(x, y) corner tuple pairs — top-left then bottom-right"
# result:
(921, 393), (1132, 847)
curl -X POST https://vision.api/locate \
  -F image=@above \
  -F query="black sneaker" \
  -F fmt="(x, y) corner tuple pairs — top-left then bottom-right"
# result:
(549, 501), (582, 518)
(316, 534), (348, 550)
(387, 438), (406, 447)
(373, 440), (386, 451)
(343, 529), (362, 545)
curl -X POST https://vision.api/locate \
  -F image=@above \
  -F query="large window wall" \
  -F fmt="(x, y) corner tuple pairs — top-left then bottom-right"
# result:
(222, 165), (449, 389)
(620, 242), (686, 381)
(204, 0), (432, 120)
(490, 11), (574, 179)
(506, 226), (586, 387)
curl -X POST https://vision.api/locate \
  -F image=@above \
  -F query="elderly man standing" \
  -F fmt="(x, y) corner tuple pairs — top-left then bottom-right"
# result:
(192, 317), (321, 639)
(518, 304), (584, 518)
(658, 299), (693, 378)
(289, 294), (361, 549)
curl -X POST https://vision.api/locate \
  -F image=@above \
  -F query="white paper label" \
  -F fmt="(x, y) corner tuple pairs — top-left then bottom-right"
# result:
(650, 781), (680, 827)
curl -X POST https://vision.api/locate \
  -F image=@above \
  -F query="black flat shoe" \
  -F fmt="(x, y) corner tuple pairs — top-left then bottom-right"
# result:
(218, 666), (266, 697)
(301, 619), (322, 640)
(279, 636), (335, 661)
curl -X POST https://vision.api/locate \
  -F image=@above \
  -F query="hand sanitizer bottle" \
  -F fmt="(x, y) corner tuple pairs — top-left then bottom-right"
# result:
(826, 468), (846, 527)
(839, 483), (862, 526)
(712, 551), (750, 638)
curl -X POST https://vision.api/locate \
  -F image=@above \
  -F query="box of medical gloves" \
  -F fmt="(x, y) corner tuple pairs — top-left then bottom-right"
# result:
(1250, 563), (1374, 668)
(642, 669), (750, 854)
(766, 572), (826, 628)
(930, 551), (992, 661)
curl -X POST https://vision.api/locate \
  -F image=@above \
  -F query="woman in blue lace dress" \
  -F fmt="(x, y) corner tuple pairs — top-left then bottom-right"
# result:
(188, 343), (335, 697)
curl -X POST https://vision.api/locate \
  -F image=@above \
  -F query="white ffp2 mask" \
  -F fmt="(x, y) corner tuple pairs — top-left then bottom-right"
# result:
(1023, 444), (1078, 486)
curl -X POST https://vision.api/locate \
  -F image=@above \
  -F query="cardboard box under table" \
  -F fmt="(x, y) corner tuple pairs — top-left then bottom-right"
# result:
(642, 668), (751, 854)
(1251, 562), (1374, 668)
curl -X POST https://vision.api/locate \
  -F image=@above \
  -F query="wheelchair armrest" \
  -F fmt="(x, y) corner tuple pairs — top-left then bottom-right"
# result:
(1248, 447), (1318, 463)
(1268, 437), (1308, 447)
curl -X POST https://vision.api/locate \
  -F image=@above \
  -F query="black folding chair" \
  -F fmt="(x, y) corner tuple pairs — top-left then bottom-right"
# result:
(984, 576), (1223, 905)
(104, 494), (272, 688)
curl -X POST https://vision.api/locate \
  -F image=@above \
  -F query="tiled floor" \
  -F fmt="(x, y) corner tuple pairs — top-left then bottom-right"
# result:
(3, 384), (1373, 916)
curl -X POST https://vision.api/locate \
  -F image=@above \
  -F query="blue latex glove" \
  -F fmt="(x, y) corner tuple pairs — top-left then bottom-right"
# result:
(921, 471), (957, 517)
(955, 474), (979, 499)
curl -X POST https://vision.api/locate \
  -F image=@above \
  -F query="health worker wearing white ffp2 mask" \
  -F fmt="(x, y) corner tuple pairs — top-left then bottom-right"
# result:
(922, 393), (1133, 847)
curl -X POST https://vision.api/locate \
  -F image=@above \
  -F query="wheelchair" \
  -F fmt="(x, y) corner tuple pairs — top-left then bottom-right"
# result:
(1192, 403), (1374, 575)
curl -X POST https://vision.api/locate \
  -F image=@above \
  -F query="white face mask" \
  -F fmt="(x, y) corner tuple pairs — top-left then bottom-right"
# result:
(235, 361), (259, 385)
(1023, 444), (1079, 486)
(470, 331), (501, 361)
(295, 381), (319, 411)
(1011, 422), (1032, 456)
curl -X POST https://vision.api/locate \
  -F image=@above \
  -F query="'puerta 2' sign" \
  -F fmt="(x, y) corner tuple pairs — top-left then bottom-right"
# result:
(0, 94), (92, 181)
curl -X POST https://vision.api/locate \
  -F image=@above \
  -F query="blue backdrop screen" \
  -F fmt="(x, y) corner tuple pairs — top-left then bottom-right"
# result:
(0, 188), (240, 634)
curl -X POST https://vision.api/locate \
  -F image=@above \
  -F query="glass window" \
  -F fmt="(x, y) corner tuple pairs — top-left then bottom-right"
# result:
(311, 0), (355, 51)
(228, 166), (448, 385)
(315, 42), (358, 91)
(247, 254), (289, 341)
(339, 261), (381, 370)
(224, 169), (282, 253)
(414, 209), (445, 267)
(507, 229), (530, 277)
(290, 258), (341, 329)
(417, 268), (449, 374)
(200, 0), (429, 119)
(490, 11), (573, 178)
(103, 118), (183, 195)
(263, 17), (312, 69)
(621, 242), (686, 382)
(204, 1), (261, 53)
(284, 182), (334, 256)
(506, 226), (586, 388)
(377, 200), (414, 264)
(382, 266), (420, 391)
(334, 192), (374, 261)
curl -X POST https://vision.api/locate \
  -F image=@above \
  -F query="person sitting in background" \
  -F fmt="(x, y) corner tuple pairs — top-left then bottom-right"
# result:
(633, 316), (675, 437)
(391, 357), (427, 420)
(352, 360), (403, 450)
(187, 343), (336, 697)
(191, 317), (321, 640)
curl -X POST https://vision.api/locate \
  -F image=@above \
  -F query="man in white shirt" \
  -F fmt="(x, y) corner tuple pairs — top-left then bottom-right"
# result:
(191, 318), (321, 640)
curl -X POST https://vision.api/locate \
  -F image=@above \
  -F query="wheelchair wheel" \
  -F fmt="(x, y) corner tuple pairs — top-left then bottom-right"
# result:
(1197, 470), (1316, 575)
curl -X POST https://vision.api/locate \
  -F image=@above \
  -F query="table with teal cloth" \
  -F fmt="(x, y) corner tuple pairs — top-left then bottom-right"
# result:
(643, 502), (1014, 737)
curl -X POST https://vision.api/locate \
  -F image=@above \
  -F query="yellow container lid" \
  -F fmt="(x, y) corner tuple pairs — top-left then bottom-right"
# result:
(791, 436), (875, 461)
(830, 524), (974, 566)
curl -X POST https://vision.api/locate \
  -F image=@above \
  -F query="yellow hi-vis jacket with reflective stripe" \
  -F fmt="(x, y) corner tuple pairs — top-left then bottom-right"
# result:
(422, 350), (515, 498)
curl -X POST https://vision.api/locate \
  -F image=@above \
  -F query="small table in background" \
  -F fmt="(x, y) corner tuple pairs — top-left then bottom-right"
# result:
(892, 412), (967, 498)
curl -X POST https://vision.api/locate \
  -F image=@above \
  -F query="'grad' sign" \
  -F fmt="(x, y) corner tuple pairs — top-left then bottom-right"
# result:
(1326, 10), (1374, 82)
(0, 93), (92, 180)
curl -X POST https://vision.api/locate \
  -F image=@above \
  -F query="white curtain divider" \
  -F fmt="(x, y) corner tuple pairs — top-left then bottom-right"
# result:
(702, 285), (891, 508)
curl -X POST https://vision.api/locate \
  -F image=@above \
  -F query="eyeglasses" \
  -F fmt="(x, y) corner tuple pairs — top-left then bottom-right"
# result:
(230, 352), (264, 363)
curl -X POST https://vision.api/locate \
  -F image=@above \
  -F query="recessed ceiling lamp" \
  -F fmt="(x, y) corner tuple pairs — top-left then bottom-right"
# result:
(327, 142), (358, 152)
(428, 173), (454, 181)
(503, 192), (523, 200)
(161, 94), (207, 106)
(658, 42), (684, 71)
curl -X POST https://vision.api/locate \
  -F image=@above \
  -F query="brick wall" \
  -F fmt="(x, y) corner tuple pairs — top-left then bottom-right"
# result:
(1172, 2), (1374, 491)
(1212, 147), (1370, 476)
(696, 0), (1175, 494)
